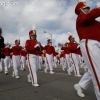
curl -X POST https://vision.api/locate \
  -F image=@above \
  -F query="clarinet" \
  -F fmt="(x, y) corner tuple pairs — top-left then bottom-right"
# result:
(36, 40), (43, 54)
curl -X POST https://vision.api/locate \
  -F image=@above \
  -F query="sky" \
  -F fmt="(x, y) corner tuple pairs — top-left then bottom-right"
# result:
(0, 0), (100, 46)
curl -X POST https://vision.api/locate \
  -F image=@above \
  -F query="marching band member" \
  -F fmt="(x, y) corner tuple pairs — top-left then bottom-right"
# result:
(25, 26), (43, 87)
(20, 46), (27, 70)
(9, 53), (13, 68)
(43, 50), (49, 71)
(11, 39), (22, 79)
(59, 50), (64, 67)
(68, 35), (81, 77)
(61, 42), (71, 75)
(53, 50), (58, 68)
(2, 43), (12, 74)
(62, 52), (66, 71)
(74, 1), (100, 99)
(44, 39), (55, 74)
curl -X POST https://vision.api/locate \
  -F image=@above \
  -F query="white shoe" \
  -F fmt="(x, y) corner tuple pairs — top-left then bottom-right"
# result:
(27, 75), (31, 82)
(8, 66), (11, 68)
(84, 68), (87, 72)
(20, 68), (24, 70)
(55, 66), (57, 68)
(67, 69), (71, 75)
(50, 71), (54, 74)
(44, 69), (47, 73)
(62, 67), (65, 71)
(5, 71), (8, 75)
(12, 74), (15, 77)
(32, 83), (39, 87)
(74, 84), (85, 97)
(76, 75), (82, 77)
(15, 76), (20, 79)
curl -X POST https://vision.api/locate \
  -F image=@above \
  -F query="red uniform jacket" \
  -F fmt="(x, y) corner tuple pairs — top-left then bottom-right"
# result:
(2, 48), (12, 56)
(11, 46), (22, 56)
(60, 52), (65, 58)
(20, 49), (27, 57)
(25, 39), (43, 55)
(76, 8), (100, 41)
(68, 42), (79, 54)
(44, 45), (55, 55)
(61, 46), (70, 54)
(53, 52), (58, 57)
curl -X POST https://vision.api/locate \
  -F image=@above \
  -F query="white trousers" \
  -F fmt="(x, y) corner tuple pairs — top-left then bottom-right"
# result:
(0, 58), (4, 71)
(79, 71), (92, 89)
(62, 58), (67, 69)
(79, 39), (100, 100)
(44, 57), (48, 69)
(70, 53), (80, 75)
(45, 54), (53, 71)
(65, 54), (71, 69)
(4, 56), (10, 72)
(21, 56), (26, 69)
(53, 56), (57, 68)
(60, 57), (64, 66)
(12, 55), (20, 76)
(39, 56), (42, 69)
(27, 54), (38, 84)
(36, 55), (39, 71)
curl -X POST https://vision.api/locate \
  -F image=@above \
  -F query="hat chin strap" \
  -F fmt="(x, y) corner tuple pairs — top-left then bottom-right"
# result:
(80, 8), (87, 14)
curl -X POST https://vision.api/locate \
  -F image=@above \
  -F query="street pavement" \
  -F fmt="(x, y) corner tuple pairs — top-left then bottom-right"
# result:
(0, 65), (97, 100)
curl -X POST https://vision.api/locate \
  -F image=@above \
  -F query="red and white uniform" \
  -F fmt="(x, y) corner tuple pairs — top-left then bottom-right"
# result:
(68, 41), (81, 76)
(11, 45), (22, 77)
(53, 51), (58, 68)
(20, 48), (27, 70)
(2, 44), (12, 74)
(44, 41), (55, 73)
(59, 51), (64, 66)
(26, 39), (43, 85)
(75, 2), (100, 99)
(61, 43), (71, 71)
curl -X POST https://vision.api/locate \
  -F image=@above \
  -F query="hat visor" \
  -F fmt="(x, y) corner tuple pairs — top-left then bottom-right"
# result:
(82, 6), (90, 9)
(30, 34), (36, 36)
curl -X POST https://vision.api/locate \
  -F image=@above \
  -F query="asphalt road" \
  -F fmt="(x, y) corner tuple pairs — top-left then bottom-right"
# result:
(0, 65), (97, 100)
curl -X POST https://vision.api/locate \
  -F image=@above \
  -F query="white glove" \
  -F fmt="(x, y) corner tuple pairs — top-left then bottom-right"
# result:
(34, 44), (39, 48)
(5, 45), (10, 48)
(77, 45), (80, 49)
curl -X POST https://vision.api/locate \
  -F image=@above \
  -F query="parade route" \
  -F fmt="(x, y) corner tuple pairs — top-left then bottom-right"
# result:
(0, 66), (96, 100)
